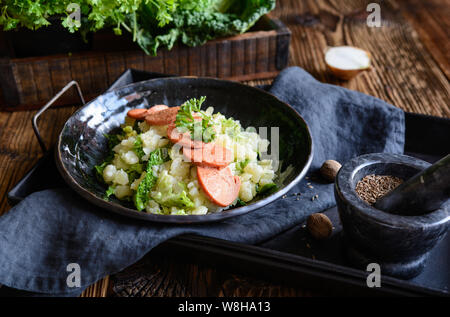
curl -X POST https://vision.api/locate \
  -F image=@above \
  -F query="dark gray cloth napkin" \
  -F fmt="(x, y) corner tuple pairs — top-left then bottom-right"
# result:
(0, 67), (405, 296)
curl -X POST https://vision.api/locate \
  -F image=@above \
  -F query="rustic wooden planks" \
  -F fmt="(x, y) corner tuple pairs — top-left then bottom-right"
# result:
(273, 0), (450, 117)
(108, 253), (318, 297)
(397, 0), (450, 80)
(0, 17), (290, 111)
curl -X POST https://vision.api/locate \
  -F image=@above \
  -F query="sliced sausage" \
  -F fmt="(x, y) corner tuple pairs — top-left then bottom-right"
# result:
(127, 104), (169, 120)
(183, 143), (232, 168)
(127, 108), (149, 120)
(167, 123), (203, 148)
(146, 104), (169, 115)
(145, 106), (180, 126)
(197, 166), (241, 207)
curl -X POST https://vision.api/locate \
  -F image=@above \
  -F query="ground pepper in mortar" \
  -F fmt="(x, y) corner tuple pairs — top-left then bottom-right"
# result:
(355, 175), (404, 205)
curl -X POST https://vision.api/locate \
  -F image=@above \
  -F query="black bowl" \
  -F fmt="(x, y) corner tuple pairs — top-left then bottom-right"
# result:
(56, 77), (313, 223)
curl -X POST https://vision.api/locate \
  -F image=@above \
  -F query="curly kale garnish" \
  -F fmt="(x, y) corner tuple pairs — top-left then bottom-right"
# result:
(175, 96), (216, 143)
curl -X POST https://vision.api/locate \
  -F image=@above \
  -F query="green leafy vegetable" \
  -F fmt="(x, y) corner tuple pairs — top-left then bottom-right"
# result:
(152, 189), (194, 209)
(94, 132), (122, 180)
(132, 120), (141, 133)
(149, 147), (170, 166)
(126, 163), (144, 183)
(257, 183), (278, 196)
(122, 125), (138, 139)
(94, 161), (108, 180)
(236, 198), (246, 206)
(222, 117), (242, 139)
(175, 96), (216, 143)
(0, 1), (276, 55)
(104, 185), (116, 200)
(122, 125), (133, 134)
(134, 148), (170, 211)
(133, 135), (145, 159)
(104, 133), (121, 149)
(236, 159), (250, 174)
(166, 208), (187, 215)
(151, 173), (194, 209)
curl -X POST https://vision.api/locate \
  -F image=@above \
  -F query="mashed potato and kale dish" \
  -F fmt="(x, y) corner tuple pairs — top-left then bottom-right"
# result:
(95, 97), (277, 215)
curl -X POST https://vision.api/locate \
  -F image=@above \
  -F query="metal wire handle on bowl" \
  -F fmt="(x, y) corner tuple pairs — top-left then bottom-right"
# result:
(31, 80), (86, 153)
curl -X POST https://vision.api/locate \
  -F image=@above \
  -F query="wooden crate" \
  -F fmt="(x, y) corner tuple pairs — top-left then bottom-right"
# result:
(0, 16), (290, 111)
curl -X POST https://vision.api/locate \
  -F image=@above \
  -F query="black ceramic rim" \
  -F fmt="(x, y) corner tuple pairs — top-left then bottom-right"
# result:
(335, 153), (450, 229)
(55, 76), (314, 224)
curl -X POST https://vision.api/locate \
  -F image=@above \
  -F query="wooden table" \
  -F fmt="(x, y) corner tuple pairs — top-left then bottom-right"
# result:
(0, 0), (448, 297)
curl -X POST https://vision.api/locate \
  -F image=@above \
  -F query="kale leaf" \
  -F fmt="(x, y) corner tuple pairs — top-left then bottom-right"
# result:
(133, 135), (145, 159)
(257, 183), (278, 196)
(134, 148), (170, 211)
(0, 1), (276, 55)
(175, 96), (216, 143)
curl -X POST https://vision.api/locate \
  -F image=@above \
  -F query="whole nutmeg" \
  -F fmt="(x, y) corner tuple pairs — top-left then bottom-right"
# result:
(320, 160), (342, 182)
(306, 213), (333, 240)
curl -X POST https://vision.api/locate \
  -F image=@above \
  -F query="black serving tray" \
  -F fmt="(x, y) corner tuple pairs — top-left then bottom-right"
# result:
(7, 69), (450, 297)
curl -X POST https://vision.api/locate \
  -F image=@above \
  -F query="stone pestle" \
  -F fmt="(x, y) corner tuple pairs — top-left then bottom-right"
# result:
(374, 154), (450, 215)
